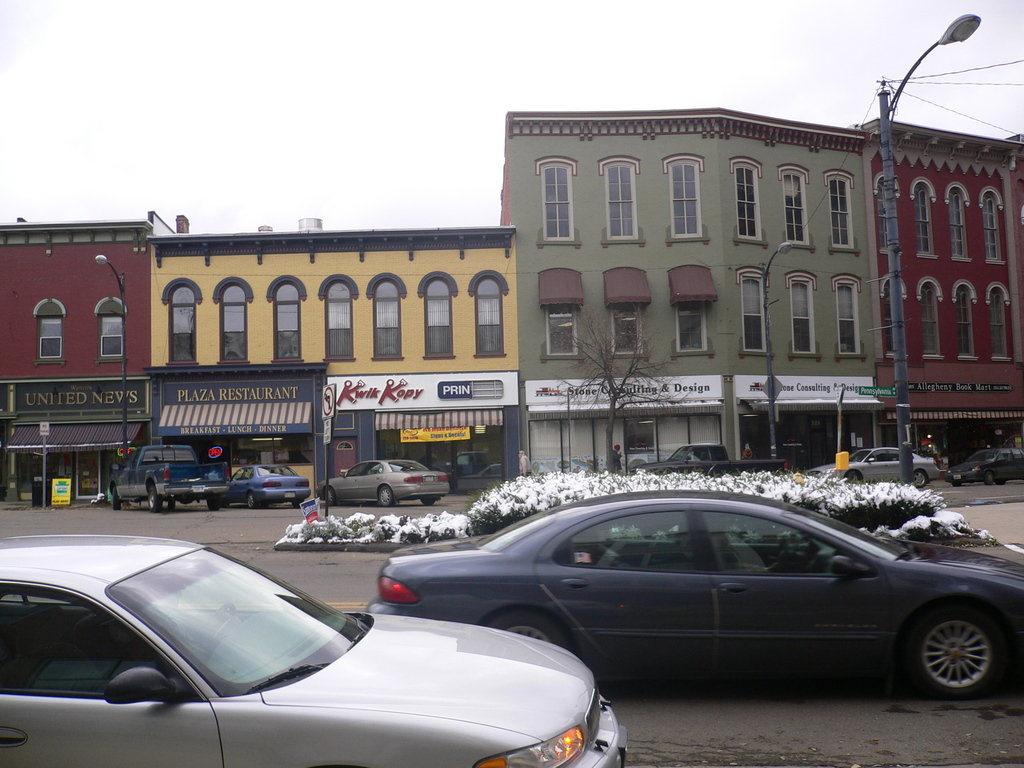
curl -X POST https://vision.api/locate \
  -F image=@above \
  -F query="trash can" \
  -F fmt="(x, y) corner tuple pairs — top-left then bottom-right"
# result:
(32, 480), (44, 507)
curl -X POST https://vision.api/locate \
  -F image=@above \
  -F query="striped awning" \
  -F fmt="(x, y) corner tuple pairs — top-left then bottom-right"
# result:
(6, 422), (142, 453)
(375, 409), (504, 430)
(160, 401), (311, 429)
(881, 409), (1024, 421)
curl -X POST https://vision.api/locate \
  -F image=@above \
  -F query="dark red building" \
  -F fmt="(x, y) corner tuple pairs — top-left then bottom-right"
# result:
(0, 213), (172, 501)
(863, 122), (1024, 467)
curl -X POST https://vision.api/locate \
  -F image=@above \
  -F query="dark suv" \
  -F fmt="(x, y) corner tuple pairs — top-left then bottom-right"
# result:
(947, 447), (1024, 486)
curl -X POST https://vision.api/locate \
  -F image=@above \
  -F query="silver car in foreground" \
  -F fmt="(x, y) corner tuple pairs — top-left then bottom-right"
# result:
(0, 535), (625, 768)
(326, 459), (449, 506)
(807, 447), (940, 487)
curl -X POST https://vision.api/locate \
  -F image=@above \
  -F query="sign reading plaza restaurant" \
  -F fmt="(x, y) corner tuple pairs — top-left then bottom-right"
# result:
(158, 378), (314, 436)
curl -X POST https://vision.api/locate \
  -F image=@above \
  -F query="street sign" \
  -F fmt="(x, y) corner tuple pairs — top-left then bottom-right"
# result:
(857, 386), (896, 397)
(321, 384), (337, 419)
(323, 417), (332, 445)
(39, 421), (50, 436)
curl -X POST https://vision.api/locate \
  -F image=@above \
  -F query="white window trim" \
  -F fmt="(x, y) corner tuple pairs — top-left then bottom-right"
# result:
(731, 159), (762, 240)
(675, 303), (707, 352)
(599, 157), (641, 240)
(824, 171), (855, 248)
(833, 277), (861, 355)
(537, 158), (577, 242)
(546, 307), (577, 356)
(737, 268), (765, 352)
(664, 155), (704, 239)
(785, 274), (815, 353)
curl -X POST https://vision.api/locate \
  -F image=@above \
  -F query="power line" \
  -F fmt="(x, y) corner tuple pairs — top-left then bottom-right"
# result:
(906, 58), (1024, 80)
(898, 91), (1017, 135)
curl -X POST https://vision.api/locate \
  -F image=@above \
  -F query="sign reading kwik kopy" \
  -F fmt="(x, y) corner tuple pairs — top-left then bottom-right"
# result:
(327, 372), (519, 411)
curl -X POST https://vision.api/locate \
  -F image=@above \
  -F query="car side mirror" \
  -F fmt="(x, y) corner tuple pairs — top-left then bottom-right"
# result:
(105, 666), (188, 704)
(831, 555), (873, 578)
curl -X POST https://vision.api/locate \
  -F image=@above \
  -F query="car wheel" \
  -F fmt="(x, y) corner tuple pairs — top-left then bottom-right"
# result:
(110, 485), (122, 510)
(377, 485), (396, 507)
(291, 500), (302, 508)
(903, 605), (1006, 699)
(420, 496), (438, 506)
(147, 485), (163, 514)
(984, 470), (996, 485)
(912, 469), (929, 488)
(166, 498), (176, 511)
(326, 485), (338, 505)
(246, 491), (260, 509)
(488, 611), (569, 650)
(844, 469), (862, 481)
(207, 497), (222, 511)
(950, 481), (962, 487)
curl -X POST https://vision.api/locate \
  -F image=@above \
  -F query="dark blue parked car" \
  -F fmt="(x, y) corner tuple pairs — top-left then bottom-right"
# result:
(225, 464), (310, 509)
(369, 490), (1024, 699)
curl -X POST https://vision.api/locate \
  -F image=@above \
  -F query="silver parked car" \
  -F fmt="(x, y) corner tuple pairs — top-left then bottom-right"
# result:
(0, 535), (625, 768)
(807, 447), (940, 487)
(326, 459), (449, 506)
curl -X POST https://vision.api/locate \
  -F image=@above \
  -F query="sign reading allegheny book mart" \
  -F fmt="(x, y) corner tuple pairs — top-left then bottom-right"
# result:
(158, 378), (314, 436)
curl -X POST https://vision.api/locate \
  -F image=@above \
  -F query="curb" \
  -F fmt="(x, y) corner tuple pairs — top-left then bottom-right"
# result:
(273, 541), (405, 553)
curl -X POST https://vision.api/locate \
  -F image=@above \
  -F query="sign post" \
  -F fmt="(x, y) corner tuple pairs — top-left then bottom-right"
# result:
(39, 422), (50, 507)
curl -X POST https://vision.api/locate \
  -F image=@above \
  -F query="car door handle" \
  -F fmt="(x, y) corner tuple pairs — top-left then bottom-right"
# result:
(561, 578), (589, 589)
(717, 582), (749, 593)
(0, 727), (28, 747)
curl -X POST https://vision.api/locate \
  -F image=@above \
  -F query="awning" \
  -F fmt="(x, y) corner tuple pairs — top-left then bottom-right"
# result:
(159, 402), (311, 429)
(746, 398), (883, 412)
(882, 409), (1024, 421)
(603, 267), (651, 305)
(538, 268), (584, 306)
(529, 401), (722, 420)
(375, 409), (504, 430)
(668, 265), (718, 302)
(6, 422), (142, 453)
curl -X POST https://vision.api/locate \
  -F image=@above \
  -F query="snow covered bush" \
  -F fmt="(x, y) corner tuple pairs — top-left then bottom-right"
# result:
(278, 510), (470, 546)
(465, 470), (980, 542)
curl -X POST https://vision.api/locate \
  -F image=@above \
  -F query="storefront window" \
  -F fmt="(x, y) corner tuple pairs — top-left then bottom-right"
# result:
(230, 435), (315, 469)
(376, 425), (504, 491)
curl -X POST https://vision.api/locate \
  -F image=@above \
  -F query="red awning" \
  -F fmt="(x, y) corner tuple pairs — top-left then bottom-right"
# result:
(6, 423), (142, 453)
(603, 267), (651, 305)
(538, 268), (584, 305)
(668, 264), (718, 302)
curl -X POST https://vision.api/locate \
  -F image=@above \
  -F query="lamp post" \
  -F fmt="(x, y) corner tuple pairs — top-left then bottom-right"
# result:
(878, 13), (980, 483)
(95, 254), (129, 463)
(762, 241), (793, 460)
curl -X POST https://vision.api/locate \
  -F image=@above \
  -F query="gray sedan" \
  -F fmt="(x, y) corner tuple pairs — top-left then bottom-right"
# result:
(370, 490), (1024, 699)
(326, 459), (449, 506)
(0, 535), (625, 768)
(807, 447), (940, 487)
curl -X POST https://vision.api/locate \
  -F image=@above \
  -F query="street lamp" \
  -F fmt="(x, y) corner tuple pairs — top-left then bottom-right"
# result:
(878, 13), (980, 483)
(762, 240), (793, 460)
(95, 254), (129, 463)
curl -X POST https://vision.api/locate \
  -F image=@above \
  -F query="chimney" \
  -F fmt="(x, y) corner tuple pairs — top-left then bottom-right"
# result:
(176, 215), (190, 234)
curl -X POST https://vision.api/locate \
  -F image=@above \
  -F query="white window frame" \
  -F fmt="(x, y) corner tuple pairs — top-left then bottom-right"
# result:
(787, 275), (814, 353)
(676, 301), (706, 352)
(825, 172), (853, 248)
(546, 306), (577, 356)
(946, 184), (969, 260)
(833, 277), (860, 355)
(738, 270), (764, 351)
(912, 179), (935, 255)
(981, 189), (1002, 262)
(779, 166), (809, 244)
(918, 279), (942, 356)
(953, 281), (976, 358)
(611, 306), (641, 354)
(34, 298), (66, 360)
(537, 158), (577, 241)
(987, 284), (1009, 359)
(95, 297), (125, 359)
(732, 159), (761, 240)
(664, 155), (704, 238)
(600, 158), (640, 239)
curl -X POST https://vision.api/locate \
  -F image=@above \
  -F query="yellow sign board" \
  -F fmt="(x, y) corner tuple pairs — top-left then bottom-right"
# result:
(400, 427), (471, 443)
(51, 478), (72, 506)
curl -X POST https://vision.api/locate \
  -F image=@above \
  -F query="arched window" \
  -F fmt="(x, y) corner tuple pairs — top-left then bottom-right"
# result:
(601, 158), (639, 239)
(740, 275), (764, 351)
(734, 163), (760, 239)
(474, 277), (503, 355)
(913, 182), (932, 253)
(221, 284), (247, 361)
(920, 281), (939, 355)
(954, 284), (973, 356)
(982, 192), (1000, 261)
(274, 283), (301, 360)
(539, 161), (575, 240)
(96, 297), (124, 358)
(989, 286), (1007, 358)
(170, 286), (196, 362)
(880, 279), (893, 354)
(875, 178), (888, 250)
(35, 299), (65, 360)
(666, 158), (702, 237)
(948, 187), (966, 259)
(374, 280), (401, 358)
(326, 281), (353, 359)
(835, 281), (858, 354)
(789, 279), (813, 353)
(424, 278), (453, 356)
(827, 175), (851, 247)
(781, 170), (807, 243)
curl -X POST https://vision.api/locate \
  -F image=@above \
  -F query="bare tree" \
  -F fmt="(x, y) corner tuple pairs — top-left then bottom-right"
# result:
(566, 306), (671, 471)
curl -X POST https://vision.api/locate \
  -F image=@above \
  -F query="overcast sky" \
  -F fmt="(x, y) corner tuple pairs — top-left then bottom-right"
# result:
(1, 0), (1020, 236)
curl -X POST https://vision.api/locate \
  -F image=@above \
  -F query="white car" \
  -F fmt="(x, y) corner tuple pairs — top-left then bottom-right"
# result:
(807, 447), (940, 487)
(0, 535), (625, 768)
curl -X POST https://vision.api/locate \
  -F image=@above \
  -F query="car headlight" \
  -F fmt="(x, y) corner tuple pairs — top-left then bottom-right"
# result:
(474, 726), (585, 768)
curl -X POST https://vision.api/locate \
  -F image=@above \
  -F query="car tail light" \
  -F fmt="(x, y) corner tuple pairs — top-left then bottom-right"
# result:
(261, 481), (282, 488)
(404, 475), (423, 484)
(162, 467), (171, 481)
(437, 473), (448, 482)
(378, 577), (420, 604)
(297, 479), (310, 486)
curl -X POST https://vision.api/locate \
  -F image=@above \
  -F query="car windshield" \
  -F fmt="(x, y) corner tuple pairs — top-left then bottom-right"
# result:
(848, 449), (874, 462)
(110, 549), (366, 697)
(787, 508), (904, 559)
(479, 508), (562, 552)
(387, 460), (430, 472)
(964, 450), (999, 462)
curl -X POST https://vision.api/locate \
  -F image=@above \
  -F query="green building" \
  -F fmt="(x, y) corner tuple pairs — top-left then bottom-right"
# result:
(502, 109), (879, 471)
